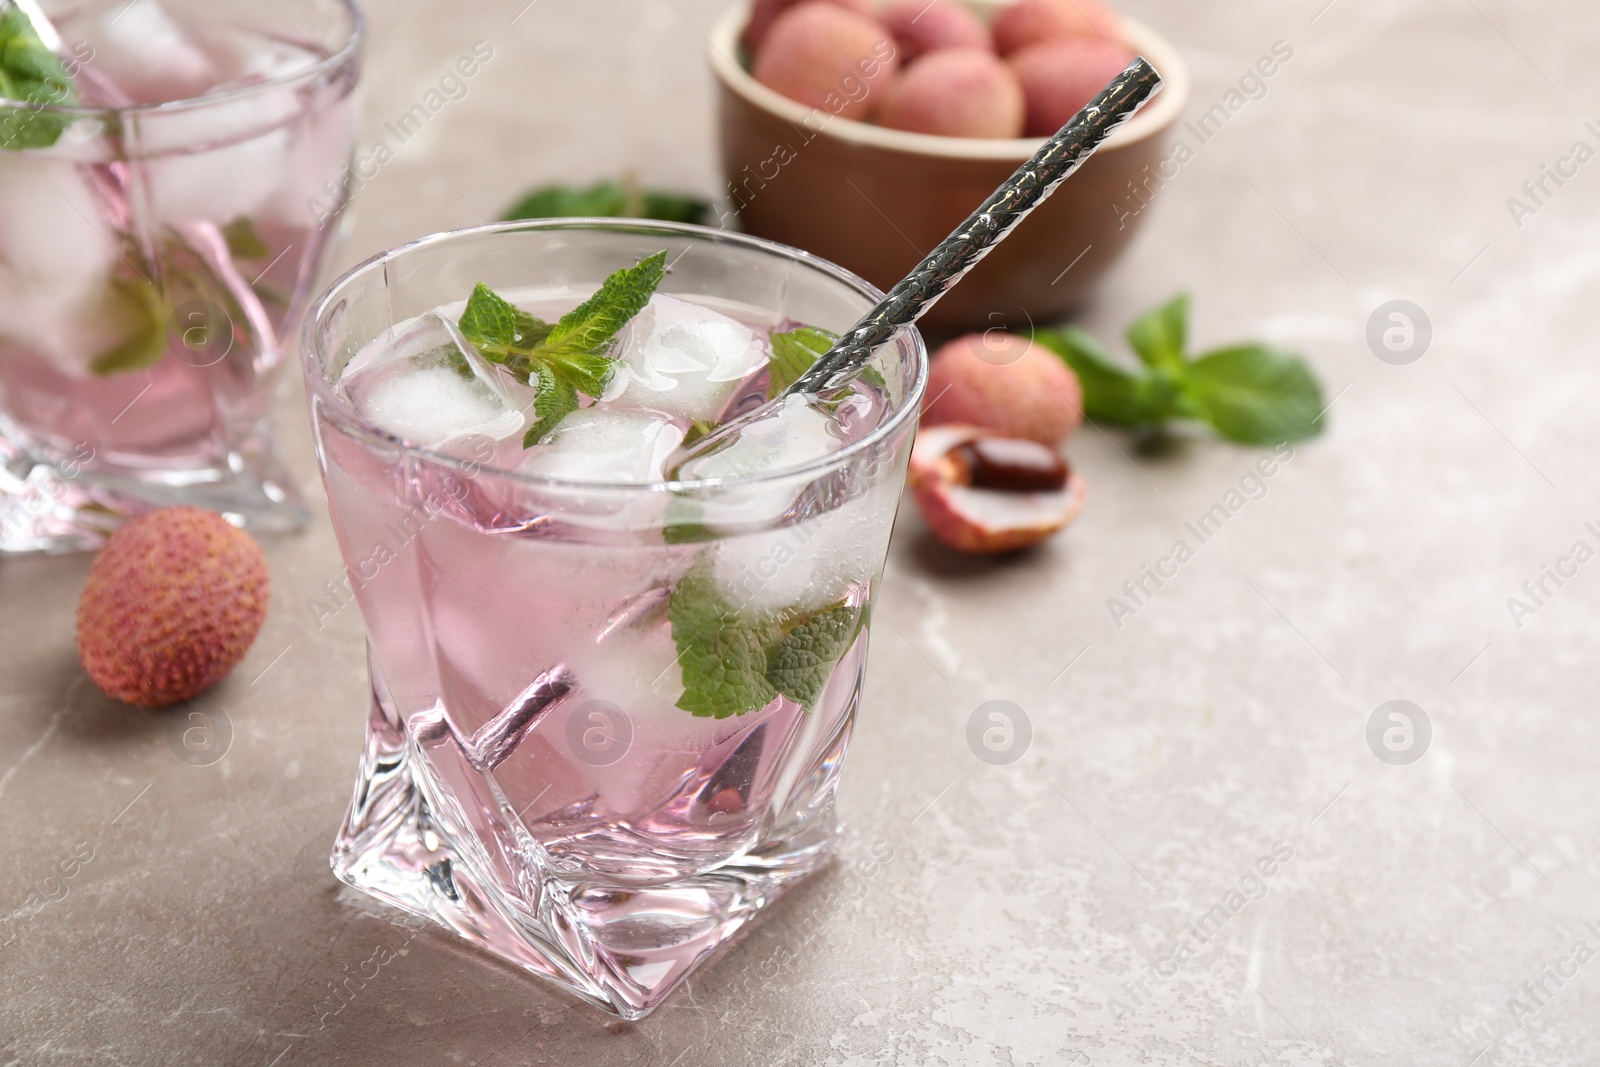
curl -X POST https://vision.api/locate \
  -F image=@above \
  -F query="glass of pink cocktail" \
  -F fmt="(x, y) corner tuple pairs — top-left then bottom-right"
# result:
(0, 0), (362, 552)
(304, 220), (926, 1018)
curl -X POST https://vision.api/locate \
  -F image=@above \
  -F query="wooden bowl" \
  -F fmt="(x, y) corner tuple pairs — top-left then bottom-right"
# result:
(709, 0), (1189, 332)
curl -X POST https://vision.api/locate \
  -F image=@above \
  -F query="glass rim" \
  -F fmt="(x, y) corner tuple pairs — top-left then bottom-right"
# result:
(303, 218), (930, 495)
(0, 0), (364, 117)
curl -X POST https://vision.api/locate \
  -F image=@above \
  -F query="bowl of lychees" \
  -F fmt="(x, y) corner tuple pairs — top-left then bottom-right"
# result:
(710, 0), (1188, 330)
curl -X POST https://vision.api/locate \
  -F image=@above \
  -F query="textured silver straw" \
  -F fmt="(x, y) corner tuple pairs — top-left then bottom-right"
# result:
(786, 56), (1164, 397)
(672, 57), (1163, 474)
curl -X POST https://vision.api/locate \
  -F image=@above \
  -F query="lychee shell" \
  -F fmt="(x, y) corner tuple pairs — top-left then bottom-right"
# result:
(752, 2), (899, 121)
(879, 0), (992, 63)
(76, 507), (270, 708)
(991, 0), (1121, 56)
(922, 333), (1084, 446)
(877, 48), (1024, 139)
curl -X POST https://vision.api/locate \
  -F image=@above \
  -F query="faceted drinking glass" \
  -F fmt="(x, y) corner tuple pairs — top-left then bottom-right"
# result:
(0, 0), (363, 552)
(303, 220), (927, 1018)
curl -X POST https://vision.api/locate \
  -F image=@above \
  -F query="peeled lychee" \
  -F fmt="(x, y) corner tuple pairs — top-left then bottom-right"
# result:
(910, 424), (1087, 553)
(76, 507), (270, 708)
(752, 2), (899, 121)
(877, 49), (1024, 138)
(880, 0), (992, 63)
(922, 333), (1084, 446)
(991, 0), (1121, 56)
(741, 0), (874, 55)
(1010, 37), (1132, 137)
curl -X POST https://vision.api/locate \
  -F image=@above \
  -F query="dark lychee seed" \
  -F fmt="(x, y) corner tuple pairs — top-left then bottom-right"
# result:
(949, 438), (1069, 493)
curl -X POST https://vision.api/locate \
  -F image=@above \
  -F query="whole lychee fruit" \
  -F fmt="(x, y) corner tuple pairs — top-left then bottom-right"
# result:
(877, 49), (1024, 139)
(76, 507), (270, 708)
(991, 0), (1121, 56)
(741, 0), (873, 55)
(880, 0), (992, 63)
(910, 424), (1087, 553)
(1010, 37), (1132, 137)
(922, 333), (1084, 446)
(752, 2), (899, 121)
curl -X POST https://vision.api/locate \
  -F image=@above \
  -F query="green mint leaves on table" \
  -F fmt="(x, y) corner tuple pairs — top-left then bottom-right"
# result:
(669, 560), (862, 719)
(502, 179), (710, 227)
(457, 249), (667, 446)
(1033, 293), (1326, 445)
(0, 7), (78, 151)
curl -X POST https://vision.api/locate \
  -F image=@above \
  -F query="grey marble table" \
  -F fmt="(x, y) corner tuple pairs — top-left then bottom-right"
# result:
(4, 1), (1598, 1064)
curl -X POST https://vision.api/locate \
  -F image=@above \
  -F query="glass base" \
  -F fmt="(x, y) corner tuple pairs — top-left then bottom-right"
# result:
(329, 664), (841, 1020)
(0, 434), (307, 554)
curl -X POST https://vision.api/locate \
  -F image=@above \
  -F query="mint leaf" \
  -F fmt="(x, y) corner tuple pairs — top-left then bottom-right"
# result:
(1126, 293), (1189, 371)
(544, 250), (667, 357)
(1034, 327), (1178, 427)
(766, 324), (884, 400)
(222, 218), (269, 260)
(768, 326), (836, 398)
(504, 182), (629, 219)
(523, 362), (578, 447)
(668, 559), (868, 718)
(89, 280), (170, 376)
(459, 282), (520, 356)
(764, 601), (861, 712)
(0, 9), (77, 151)
(550, 349), (615, 399)
(640, 191), (711, 226)
(502, 180), (710, 226)
(669, 563), (781, 719)
(1183, 345), (1324, 444)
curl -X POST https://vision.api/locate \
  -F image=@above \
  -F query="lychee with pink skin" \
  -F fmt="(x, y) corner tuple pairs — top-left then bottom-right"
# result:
(991, 0), (1121, 56)
(910, 424), (1087, 554)
(922, 333), (1084, 446)
(741, 0), (874, 55)
(877, 49), (1024, 139)
(1010, 37), (1132, 137)
(76, 507), (271, 708)
(879, 0), (992, 63)
(752, 2), (899, 121)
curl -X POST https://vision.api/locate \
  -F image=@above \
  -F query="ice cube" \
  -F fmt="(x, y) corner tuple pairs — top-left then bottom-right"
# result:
(0, 155), (119, 372)
(516, 408), (687, 529)
(134, 110), (297, 227)
(77, 0), (220, 101)
(710, 480), (896, 617)
(98, 3), (307, 226)
(520, 409), (685, 485)
(612, 295), (766, 422)
(343, 313), (527, 449)
(675, 393), (847, 527)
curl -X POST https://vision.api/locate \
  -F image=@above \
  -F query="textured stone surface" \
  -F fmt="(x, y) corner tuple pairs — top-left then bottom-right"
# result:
(4, 1), (1599, 1064)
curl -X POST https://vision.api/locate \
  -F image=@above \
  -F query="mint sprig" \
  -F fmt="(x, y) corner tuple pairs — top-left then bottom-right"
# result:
(1033, 294), (1325, 445)
(668, 559), (863, 718)
(0, 8), (78, 151)
(456, 250), (667, 446)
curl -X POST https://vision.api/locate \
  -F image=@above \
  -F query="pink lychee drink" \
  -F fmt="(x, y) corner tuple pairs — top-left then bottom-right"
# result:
(0, 0), (361, 551)
(306, 222), (926, 1019)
